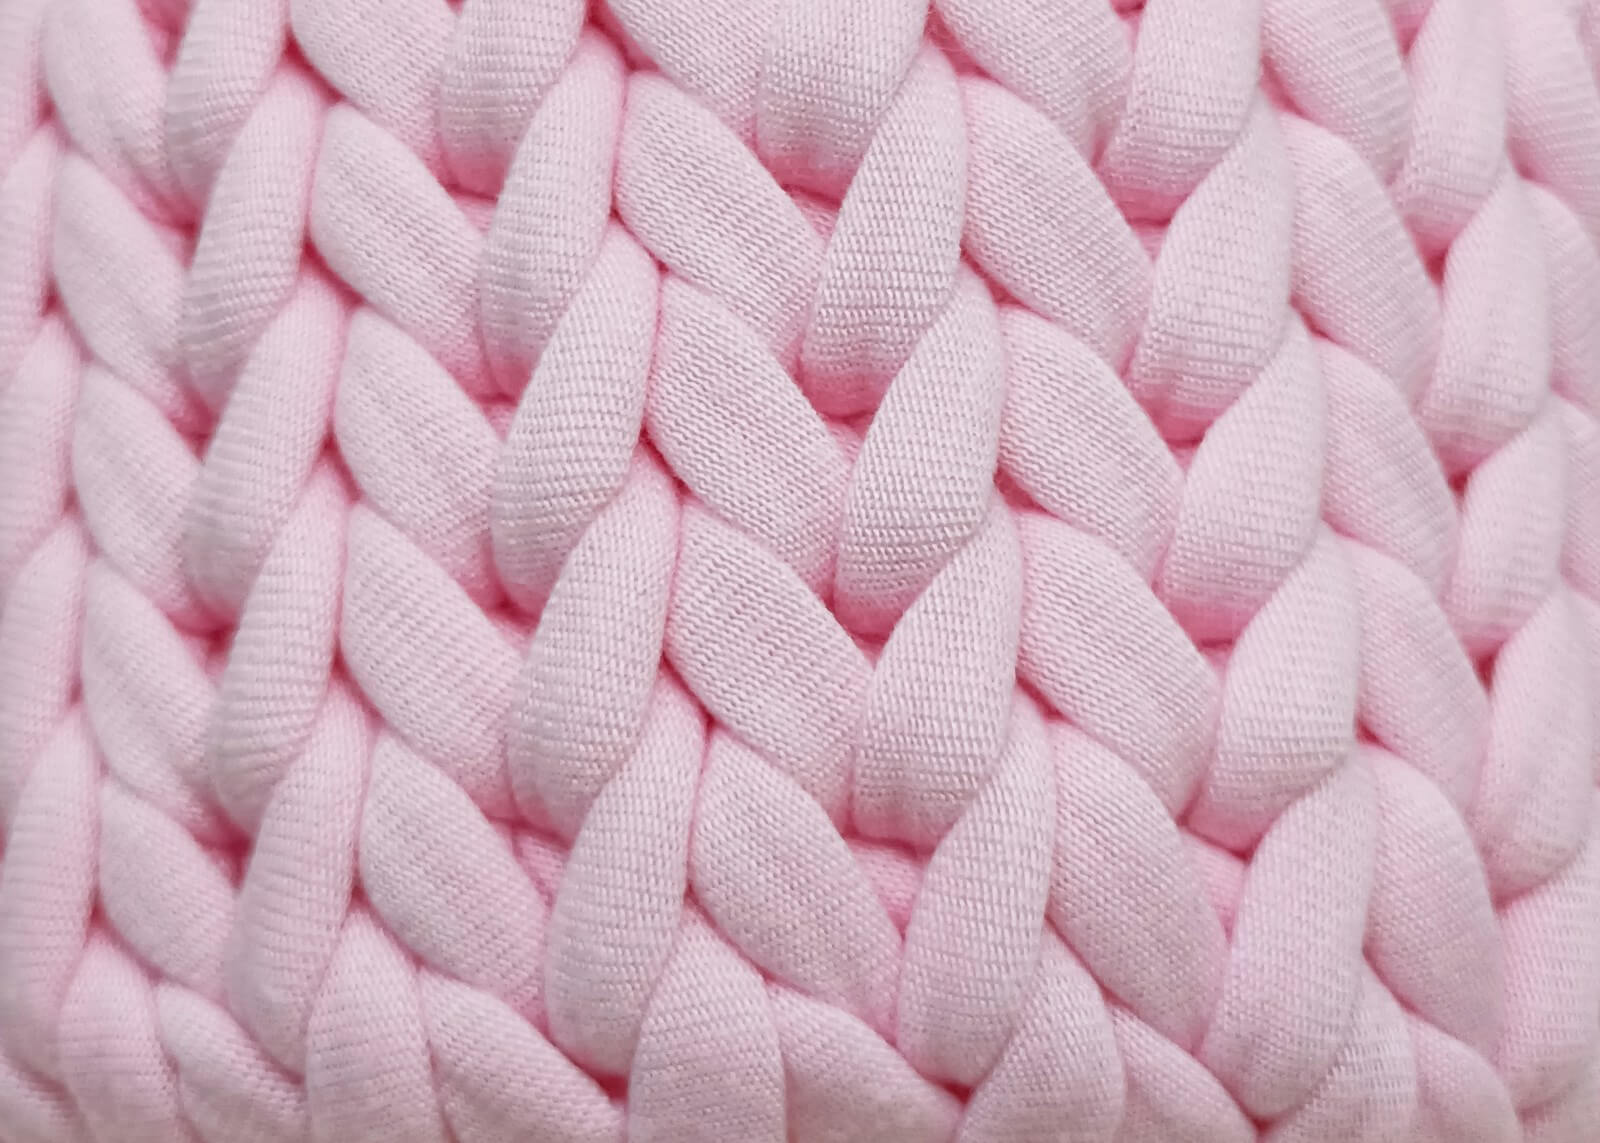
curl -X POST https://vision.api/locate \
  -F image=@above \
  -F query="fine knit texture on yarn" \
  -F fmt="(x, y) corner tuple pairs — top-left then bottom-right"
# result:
(3, 0), (1600, 1140)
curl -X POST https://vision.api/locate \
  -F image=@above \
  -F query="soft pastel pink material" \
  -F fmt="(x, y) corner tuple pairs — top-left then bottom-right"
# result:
(2, 0), (1599, 1140)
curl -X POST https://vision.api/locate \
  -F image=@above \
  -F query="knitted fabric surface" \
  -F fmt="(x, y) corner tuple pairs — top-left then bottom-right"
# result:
(4, 0), (1600, 1140)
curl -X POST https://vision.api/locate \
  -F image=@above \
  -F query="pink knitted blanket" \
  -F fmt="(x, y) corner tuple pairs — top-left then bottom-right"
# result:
(3, 0), (1599, 1140)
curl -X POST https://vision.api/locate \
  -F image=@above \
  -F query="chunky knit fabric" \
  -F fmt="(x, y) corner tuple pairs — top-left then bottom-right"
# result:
(3, 0), (1600, 1140)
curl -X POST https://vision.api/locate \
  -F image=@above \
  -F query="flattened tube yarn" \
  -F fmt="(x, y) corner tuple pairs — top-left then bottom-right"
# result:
(2, 0), (1599, 1140)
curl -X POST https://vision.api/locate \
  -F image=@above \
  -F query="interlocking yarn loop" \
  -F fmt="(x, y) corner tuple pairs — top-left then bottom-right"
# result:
(3, 0), (1600, 1140)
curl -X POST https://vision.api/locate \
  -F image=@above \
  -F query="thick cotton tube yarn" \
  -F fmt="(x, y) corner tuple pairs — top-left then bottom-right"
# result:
(3, 0), (1600, 1140)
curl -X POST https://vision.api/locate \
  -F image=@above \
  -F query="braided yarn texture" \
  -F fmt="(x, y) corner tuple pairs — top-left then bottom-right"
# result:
(4, 0), (1600, 1139)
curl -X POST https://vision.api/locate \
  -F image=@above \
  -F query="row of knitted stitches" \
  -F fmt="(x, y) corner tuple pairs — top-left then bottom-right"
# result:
(1, 0), (1599, 1141)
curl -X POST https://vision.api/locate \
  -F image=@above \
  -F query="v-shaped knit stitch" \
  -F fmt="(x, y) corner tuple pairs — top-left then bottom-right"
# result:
(2, 0), (1600, 1140)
